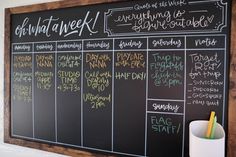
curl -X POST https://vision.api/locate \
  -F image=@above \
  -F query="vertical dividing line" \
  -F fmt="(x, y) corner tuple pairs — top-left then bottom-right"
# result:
(32, 43), (35, 139)
(182, 36), (187, 157)
(222, 35), (226, 127)
(54, 42), (58, 142)
(112, 38), (115, 152)
(81, 40), (84, 146)
(11, 43), (14, 137)
(144, 37), (148, 156)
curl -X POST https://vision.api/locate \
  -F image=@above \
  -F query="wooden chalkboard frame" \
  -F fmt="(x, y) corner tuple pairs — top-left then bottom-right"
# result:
(4, 0), (235, 157)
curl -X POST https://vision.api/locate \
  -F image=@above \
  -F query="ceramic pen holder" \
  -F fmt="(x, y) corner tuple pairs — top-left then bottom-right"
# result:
(189, 120), (225, 157)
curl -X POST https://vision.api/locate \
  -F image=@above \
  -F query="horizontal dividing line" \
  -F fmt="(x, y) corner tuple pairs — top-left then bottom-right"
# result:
(12, 134), (34, 141)
(114, 49), (147, 51)
(188, 0), (219, 4)
(33, 52), (56, 54)
(12, 42), (33, 45)
(12, 52), (33, 54)
(117, 23), (132, 26)
(84, 49), (148, 52)
(12, 47), (226, 54)
(12, 134), (147, 157)
(189, 10), (208, 13)
(57, 51), (82, 53)
(186, 48), (225, 51)
(112, 36), (147, 40)
(109, 7), (133, 11)
(11, 34), (226, 45)
(83, 50), (113, 52)
(149, 48), (225, 51)
(147, 111), (184, 115)
(107, 30), (221, 37)
(12, 134), (58, 145)
(148, 49), (185, 51)
(148, 98), (184, 102)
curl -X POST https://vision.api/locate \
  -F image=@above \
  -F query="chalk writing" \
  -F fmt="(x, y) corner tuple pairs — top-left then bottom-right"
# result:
(190, 92), (222, 106)
(118, 40), (143, 49)
(192, 86), (219, 93)
(189, 53), (221, 80)
(13, 84), (32, 102)
(150, 116), (181, 134)
(35, 43), (54, 51)
(187, 52), (223, 106)
(163, 0), (187, 7)
(152, 38), (182, 48)
(13, 44), (32, 52)
(83, 93), (111, 109)
(84, 51), (112, 109)
(13, 55), (32, 68)
(57, 70), (80, 92)
(35, 71), (53, 90)
(189, 53), (221, 70)
(192, 80), (223, 86)
(192, 99), (220, 106)
(57, 42), (82, 51)
(85, 71), (111, 92)
(36, 54), (54, 68)
(12, 54), (32, 103)
(115, 52), (145, 68)
(14, 11), (100, 38)
(152, 103), (180, 113)
(113, 9), (214, 31)
(57, 53), (81, 93)
(86, 53), (111, 69)
(115, 72), (146, 80)
(13, 72), (32, 82)
(187, 80), (223, 106)
(150, 52), (183, 88)
(195, 38), (217, 47)
(86, 41), (110, 50)
(148, 100), (183, 113)
(191, 93), (222, 99)
(133, 0), (187, 9)
(134, 3), (152, 10)
(57, 54), (81, 68)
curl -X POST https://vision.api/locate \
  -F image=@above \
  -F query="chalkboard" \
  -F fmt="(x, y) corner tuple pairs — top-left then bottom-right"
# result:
(6, 0), (231, 157)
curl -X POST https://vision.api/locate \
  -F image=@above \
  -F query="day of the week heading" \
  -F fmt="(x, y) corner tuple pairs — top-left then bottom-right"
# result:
(84, 40), (112, 50)
(13, 44), (32, 52)
(34, 42), (56, 52)
(149, 37), (184, 49)
(115, 38), (147, 50)
(57, 41), (82, 51)
(148, 100), (183, 114)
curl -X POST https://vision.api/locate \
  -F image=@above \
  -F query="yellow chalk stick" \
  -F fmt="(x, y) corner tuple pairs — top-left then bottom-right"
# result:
(205, 111), (215, 138)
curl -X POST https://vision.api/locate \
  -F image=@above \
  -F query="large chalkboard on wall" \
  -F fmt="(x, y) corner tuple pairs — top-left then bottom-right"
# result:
(4, 0), (231, 157)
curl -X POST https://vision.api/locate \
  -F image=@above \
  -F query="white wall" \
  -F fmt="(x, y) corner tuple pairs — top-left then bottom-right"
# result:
(0, 0), (68, 156)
